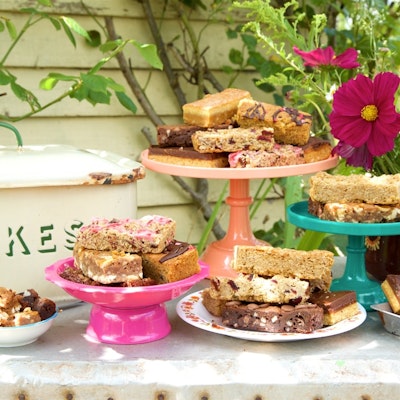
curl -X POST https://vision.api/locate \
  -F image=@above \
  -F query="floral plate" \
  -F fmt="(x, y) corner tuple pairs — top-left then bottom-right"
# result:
(176, 290), (367, 342)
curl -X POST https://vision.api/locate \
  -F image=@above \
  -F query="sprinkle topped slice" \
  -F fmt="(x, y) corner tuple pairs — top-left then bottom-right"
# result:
(76, 215), (176, 254)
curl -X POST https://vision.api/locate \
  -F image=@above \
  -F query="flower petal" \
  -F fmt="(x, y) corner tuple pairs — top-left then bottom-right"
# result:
(333, 142), (374, 170)
(293, 46), (334, 67)
(332, 48), (360, 69)
(367, 117), (400, 155)
(373, 72), (400, 101)
(332, 75), (373, 116)
(348, 144), (374, 170)
(330, 113), (373, 147)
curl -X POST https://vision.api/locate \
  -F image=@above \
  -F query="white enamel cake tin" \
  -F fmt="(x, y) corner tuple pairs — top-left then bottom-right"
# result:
(0, 134), (145, 300)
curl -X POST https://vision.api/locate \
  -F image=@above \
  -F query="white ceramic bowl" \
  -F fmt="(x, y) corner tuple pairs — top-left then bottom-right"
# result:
(0, 311), (58, 347)
(371, 302), (400, 336)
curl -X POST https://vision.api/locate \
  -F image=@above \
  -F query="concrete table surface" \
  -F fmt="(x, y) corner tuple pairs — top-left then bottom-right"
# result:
(0, 258), (399, 400)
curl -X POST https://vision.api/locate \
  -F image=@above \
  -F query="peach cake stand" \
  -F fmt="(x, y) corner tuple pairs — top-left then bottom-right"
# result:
(141, 150), (338, 277)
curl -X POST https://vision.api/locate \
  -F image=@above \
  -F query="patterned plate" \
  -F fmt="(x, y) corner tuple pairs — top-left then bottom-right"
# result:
(176, 290), (367, 342)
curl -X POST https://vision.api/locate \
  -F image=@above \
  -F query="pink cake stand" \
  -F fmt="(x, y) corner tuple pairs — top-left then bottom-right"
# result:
(141, 150), (338, 277)
(45, 257), (208, 344)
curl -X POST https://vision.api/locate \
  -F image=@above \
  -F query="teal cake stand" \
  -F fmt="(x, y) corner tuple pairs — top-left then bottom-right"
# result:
(287, 201), (400, 311)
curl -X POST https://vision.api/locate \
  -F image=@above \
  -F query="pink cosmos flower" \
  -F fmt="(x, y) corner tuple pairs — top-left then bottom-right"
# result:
(330, 72), (400, 170)
(293, 46), (360, 69)
(332, 142), (374, 171)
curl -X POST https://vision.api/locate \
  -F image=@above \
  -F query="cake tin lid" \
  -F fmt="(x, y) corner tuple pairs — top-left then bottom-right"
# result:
(0, 144), (146, 188)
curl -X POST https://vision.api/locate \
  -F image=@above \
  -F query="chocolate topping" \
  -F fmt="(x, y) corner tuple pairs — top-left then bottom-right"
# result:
(310, 290), (356, 313)
(159, 240), (190, 263)
(272, 106), (312, 126)
(157, 124), (204, 147)
(243, 102), (267, 120)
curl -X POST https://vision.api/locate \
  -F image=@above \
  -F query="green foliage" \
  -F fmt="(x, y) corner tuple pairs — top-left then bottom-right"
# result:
(219, 0), (400, 251)
(228, 0), (400, 135)
(0, 1), (162, 121)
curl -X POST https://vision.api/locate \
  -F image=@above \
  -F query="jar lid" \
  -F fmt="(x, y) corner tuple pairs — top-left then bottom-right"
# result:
(0, 144), (145, 188)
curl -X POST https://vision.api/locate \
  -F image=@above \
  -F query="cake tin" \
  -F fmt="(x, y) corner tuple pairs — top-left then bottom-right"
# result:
(371, 302), (400, 336)
(0, 122), (145, 299)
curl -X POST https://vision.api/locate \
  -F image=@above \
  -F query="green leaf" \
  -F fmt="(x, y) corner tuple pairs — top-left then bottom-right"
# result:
(81, 74), (109, 93)
(96, 40), (162, 72)
(60, 16), (91, 41)
(69, 75), (113, 105)
(115, 91), (137, 114)
(254, 220), (286, 248)
(45, 72), (79, 82)
(70, 85), (88, 102)
(229, 48), (244, 65)
(39, 73), (79, 90)
(60, 18), (76, 47)
(87, 30), (101, 47)
(10, 81), (29, 101)
(226, 28), (238, 39)
(11, 81), (41, 109)
(241, 33), (258, 51)
(100, 39), (122, 53)
(39, 76), (59, 90)
(5, 20), (17, 40)
(131, 41), (163, 70)
(87, 89), (111, 105)
(256, 80), (275, 93)
(0, 70), (13, 85)
(296, 230), (329, 251)
(283, 175), (304, 248)
(104, 77), (125, 93)
(0, 21), (4, 33)
(48, 16), (61, 31)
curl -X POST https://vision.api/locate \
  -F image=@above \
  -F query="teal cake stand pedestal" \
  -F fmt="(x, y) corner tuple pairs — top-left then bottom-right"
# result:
(287, 201), (400, 311)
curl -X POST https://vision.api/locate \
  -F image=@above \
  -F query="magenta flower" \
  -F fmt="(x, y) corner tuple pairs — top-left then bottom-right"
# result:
(293, 46), (360, 69)
(332, 142), (374, 171)
(330, 72), (400, 170)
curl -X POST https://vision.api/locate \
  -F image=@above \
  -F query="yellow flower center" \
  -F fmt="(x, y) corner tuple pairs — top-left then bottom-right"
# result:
(361, 104), (378, 121)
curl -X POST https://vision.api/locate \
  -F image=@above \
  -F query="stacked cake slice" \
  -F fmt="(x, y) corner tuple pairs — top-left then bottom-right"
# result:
(308, 171), (400, 223)
(62, 215), (200, 286)
(203, 245), (360, 333)
(148, 88), (332, 168)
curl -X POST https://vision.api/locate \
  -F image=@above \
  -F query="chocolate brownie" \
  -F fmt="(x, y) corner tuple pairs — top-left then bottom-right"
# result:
(222, 301), (324, 333)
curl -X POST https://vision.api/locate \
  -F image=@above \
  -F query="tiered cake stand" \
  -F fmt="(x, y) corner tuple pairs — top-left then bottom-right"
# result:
(141, 150), (337, 277)
(287, 201), (400, 310)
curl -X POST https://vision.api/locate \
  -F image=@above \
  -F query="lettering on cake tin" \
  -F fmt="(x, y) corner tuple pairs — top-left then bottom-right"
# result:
(2, 220), (83, 257)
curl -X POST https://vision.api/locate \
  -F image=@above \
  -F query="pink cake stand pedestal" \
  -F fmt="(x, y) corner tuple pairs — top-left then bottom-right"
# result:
(141, 150), (338, 277)
(45, 257), (208, 344)
(200, 178), (266, 277)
